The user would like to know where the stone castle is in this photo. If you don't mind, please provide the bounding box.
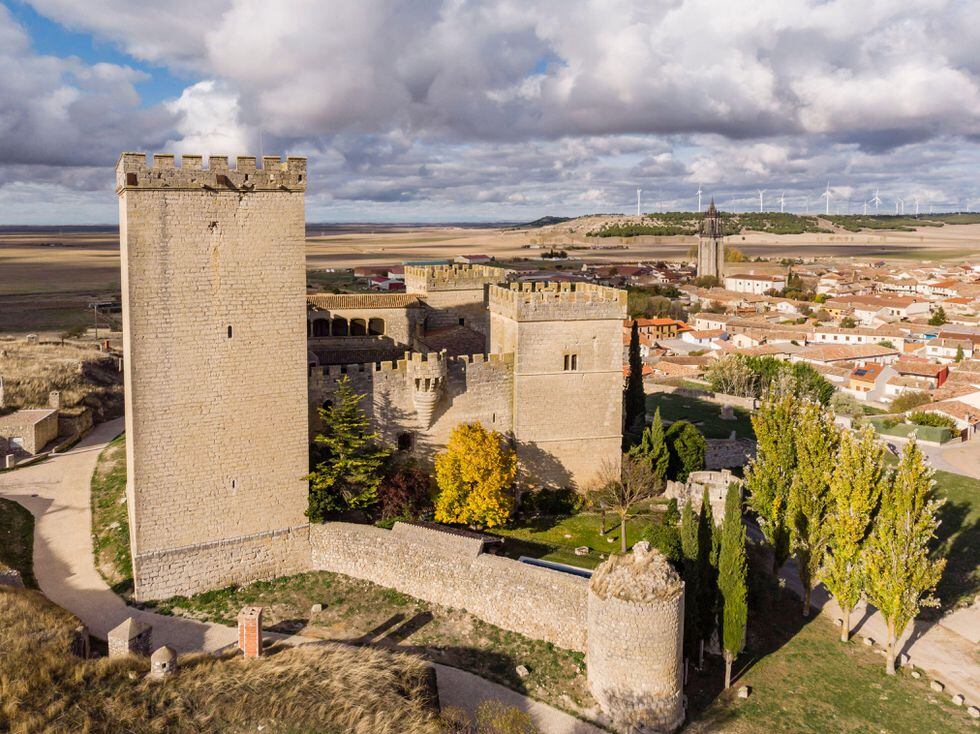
[118,153,683,731]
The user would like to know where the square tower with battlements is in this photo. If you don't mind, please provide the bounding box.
[488,282,626,488]
[117,153,311,601]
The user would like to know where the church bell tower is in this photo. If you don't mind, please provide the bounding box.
[696,200,725,279]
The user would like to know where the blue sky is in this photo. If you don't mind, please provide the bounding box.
[1,1,979,224]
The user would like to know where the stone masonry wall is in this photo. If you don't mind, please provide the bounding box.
[309,522,588,651]
[309,353,514,463]
[118,153,311,601]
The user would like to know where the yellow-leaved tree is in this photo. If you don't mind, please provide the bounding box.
[434,422,518,529]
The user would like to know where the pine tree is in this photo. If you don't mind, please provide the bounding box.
[696,487,718,667]
[928,306,947,326]
[954,344,965,363]
[629,408,671,482]
[623,320,647,447]
[718,483,748,689]
[821,425,887,642]
[787,401,840,616]
[745,392,797,574]
[680,500,702,675]
[307,376,392,522]
[863,439,946,674]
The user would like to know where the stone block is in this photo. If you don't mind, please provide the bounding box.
[4,454,15,470]
[311,603,323,614]
[737,685,751,699]
[930,680,945,693]
[911,670,921,679]
[150,645,177,679]
[516,664,530,679]
[951,693,964,706]
[967,706,979,719]
[862,637,874,646]
[107,617,152,657]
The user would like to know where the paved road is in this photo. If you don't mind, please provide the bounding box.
[0,420,602,734]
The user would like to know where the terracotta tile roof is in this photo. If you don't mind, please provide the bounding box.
[919,399,980,423]
[417,325,487,356]
[308,293,424,310]
[850,363,885,383]
[894,360,946,377]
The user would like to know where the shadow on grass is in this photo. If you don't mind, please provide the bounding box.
[340,611,530,695]
[930,499,977,617]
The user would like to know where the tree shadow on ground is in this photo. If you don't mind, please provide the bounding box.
[929,499,976,617]
[334,611,529,695]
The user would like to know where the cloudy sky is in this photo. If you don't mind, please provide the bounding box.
[1,0,979,224]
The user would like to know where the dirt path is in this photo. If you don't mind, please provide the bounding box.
[0,420,602,734]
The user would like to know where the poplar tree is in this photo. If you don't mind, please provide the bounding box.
[680,500,702,674]
[696,487,718,667]
[718,483,748,689]
[745,392,797,574]
[630,408,671,482]
[821,425,887,642]
[307,376,391,521]
[623,320,647,446]
[863,439,946,675]
[787,401,840,616]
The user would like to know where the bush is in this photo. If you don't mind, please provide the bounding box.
[890,391,932,412]
[519,486,581,518]
[642,521,683,564]
[665,421,706,482]
[908,412,956,430]
[378,462,434,520]
[664,497,680,526]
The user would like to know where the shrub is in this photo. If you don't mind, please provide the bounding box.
[664,497,680,526]
[890,391,932,413]
[665,421,706,482]
[378,462,434,520]
[908,412,956,430]
[642,521,683,564]
[519,486,581,518]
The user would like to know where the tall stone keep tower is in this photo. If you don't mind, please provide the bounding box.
[117,153,311,601]
[696,200,725,280]
[488,282,626,488]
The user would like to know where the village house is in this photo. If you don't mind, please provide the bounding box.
[723,273,787,295]
[925,337,973,363]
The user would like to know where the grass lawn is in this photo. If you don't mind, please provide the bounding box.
[930,469,979,614]
[646,391,754,439]
[686,595,977,733]
[145,570,593,720]
[492,510,663,570]
[0,497,35,587]
[90,433,132,594]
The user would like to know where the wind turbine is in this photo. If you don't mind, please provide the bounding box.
[897,197,905,215]
[805,195,810,215]
[863,200,868,216]
[757,189,766,213]
[871,188,882,214]
[820,182,832,216]
[696,184,703,213]
[637,189,642,217]
[779,191,786,213]
[912,196,919,217]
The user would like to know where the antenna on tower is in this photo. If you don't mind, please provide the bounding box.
[820,182,832,216]
[696,184,703,213]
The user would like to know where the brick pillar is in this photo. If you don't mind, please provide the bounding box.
[238,606,264,658]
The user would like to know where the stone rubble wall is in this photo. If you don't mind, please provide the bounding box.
[309,522,588,651]
[646,383,758,410]
[705,438,756,469]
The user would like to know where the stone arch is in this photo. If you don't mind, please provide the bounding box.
[331,317,349,336]
[312,318,330,337]
[368,317,385,336]
[350,318,367,336]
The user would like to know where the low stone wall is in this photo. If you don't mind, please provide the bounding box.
[133,525,311,601]
[705,438,756,469]
[309,522,588,651]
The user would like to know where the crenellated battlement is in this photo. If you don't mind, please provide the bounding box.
[310,350,513,381]
[404,263,507,293]
[116,153,306,193]
[488,282,627,322]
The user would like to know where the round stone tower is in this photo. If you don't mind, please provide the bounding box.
[405,350,448,428]
[587,541,685,733]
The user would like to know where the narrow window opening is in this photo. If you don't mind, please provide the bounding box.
[125,172,137,186]
[227,325,233,338]
[208,220,218,232]
[397,432,414,452]
[458,317,465,326]
[231,479,236,490]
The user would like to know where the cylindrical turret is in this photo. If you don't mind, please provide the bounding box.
[587,541,685,733]
[406,350,448,428]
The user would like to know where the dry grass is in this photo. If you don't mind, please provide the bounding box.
[0,586,446,734]
[0,340,123,420]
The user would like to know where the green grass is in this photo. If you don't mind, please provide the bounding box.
[646,391,755,439]
[145,570,593,717]
[931,469,979,613]
[0,498,35,587]
[686,595,977,733]
[492,511,662,569]
[90,433,132,594]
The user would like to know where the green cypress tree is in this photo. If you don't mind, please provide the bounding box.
[821,425,887,642]
[680,499,702,674]
[666,420,707,482]
[696,487,718,667]
[307,376,391,522]
[863,439,946,674]
[718,483,748,689]
[629,407,671,482]
[623,320,647,447]
[787,401,840,616]
[745,392,797,574]
[955,344,965,363]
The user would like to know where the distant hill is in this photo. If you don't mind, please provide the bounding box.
[515,215,573,229]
